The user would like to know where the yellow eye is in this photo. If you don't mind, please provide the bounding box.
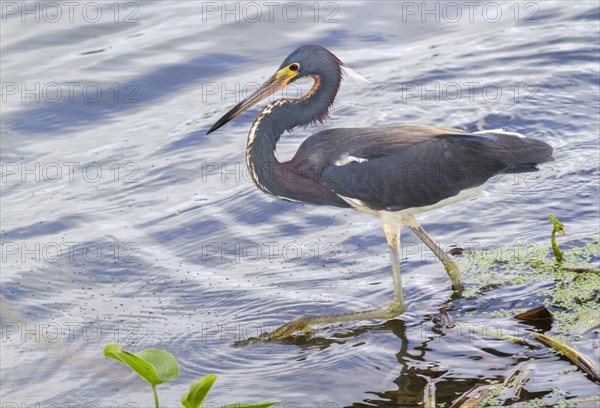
[289,63,299,72]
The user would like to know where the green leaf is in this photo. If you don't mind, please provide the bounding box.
[104,343,179,386]
[181,374,217,408]
[222,402,279,408]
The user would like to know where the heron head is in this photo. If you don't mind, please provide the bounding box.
[206,45,344,134]
[276,44,344,85]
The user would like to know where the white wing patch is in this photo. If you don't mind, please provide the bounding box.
[474,128,527,138]
[334,154,369,166]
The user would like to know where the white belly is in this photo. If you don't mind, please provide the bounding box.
[338,185,486,218]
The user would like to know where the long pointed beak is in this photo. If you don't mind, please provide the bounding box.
[206,69,295,135]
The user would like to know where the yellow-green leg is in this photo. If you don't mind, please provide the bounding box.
[255,212,406,341]
[400,212,463,292]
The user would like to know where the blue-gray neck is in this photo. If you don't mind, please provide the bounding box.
[246,71,340,198]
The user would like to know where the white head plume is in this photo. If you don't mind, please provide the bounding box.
[341,65,382,95]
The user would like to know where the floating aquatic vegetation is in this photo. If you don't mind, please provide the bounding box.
[447,218,600,406]
[458,235,600,338]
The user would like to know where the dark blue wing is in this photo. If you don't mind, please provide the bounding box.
[316,130,552,211]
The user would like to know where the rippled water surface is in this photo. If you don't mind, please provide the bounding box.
[2,1,599,406]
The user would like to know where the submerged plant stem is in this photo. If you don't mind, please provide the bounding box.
[152,385,159,408]
[549,215,565,263]
[563,266,600,274]
[469,323,538,348]
[530,331,600,383]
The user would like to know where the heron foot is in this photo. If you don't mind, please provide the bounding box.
[248,300,406,342]
[267,317,309,340]
[444,261,463,293]
[384,299,404,315]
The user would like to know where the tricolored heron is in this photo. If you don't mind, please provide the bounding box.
[207,45,553,340]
